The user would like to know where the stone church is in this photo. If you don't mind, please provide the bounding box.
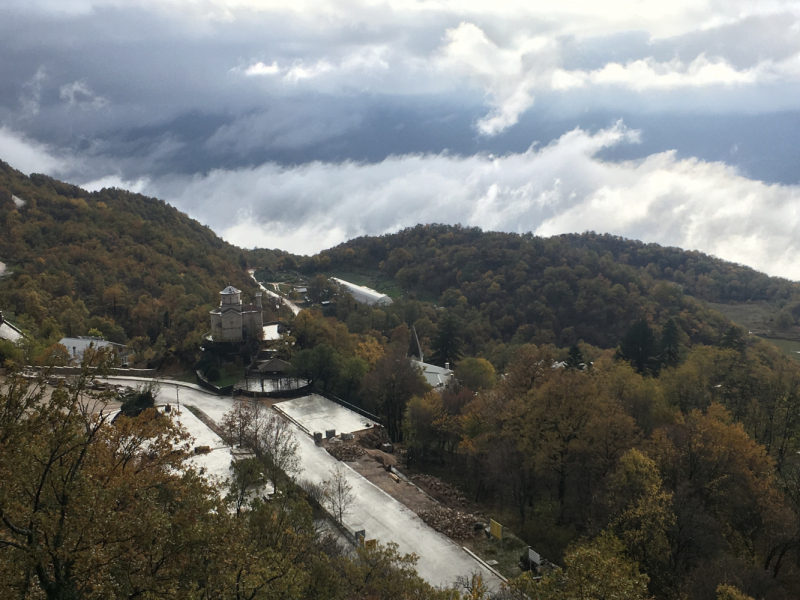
[209,286,263,342]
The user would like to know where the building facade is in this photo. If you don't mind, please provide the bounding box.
[209,286,263,341]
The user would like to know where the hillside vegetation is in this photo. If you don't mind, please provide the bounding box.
[4,168,800,600]
[0,161,273,365]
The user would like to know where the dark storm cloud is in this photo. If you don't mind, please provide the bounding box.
[5,1,800,277]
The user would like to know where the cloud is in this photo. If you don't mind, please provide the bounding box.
[80,174,149,193]
[19,66,46,117]
[435,23,556,135]
[434,21,800,135]
[239,46,390,86]
[0,127,67,174]
[141,122,800,280]
[59,80,109,109]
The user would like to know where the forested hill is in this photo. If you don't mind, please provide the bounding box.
[306,224,798,353]
[560,232,799,303]
[0,160,263,364]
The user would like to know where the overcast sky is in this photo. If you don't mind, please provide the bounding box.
[4,1,800,279]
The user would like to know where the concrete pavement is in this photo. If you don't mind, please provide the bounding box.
[109,379,503,591]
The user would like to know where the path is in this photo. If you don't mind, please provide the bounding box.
[249,272,301,316]
[108,378,503,591]
[0,261,6,277]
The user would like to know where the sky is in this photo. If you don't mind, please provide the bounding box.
[4,1,800,278]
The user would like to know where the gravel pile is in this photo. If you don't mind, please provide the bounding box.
[417,506,481,540]
[411,474,468,507]
[327,443,366,462]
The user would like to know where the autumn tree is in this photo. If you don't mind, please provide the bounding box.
[505,533,651,600]
[0,360,222,599]
[454,357,496,391]
[607,449,675,590]
[360,347,430,442]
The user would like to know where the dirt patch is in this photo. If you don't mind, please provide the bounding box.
[357,426,390,449]
[347,451,441,515]
[410,474,468,508]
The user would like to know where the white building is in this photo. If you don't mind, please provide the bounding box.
[58,337,130,365]
[331,278,393,307]
[209,286,264,342]
[0,312,23,343]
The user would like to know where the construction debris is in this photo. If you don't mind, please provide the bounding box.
[358,427,390,449]
[417,506,482,540]
[410,474,468,507]
[326,443,365,462]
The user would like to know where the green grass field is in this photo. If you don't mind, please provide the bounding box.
[760,337,800,361]
[706,301,800,360]
[325,269,405,299]
[706,301,780,335]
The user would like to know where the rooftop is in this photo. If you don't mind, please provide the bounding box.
[331,277,393,306]
[412,360,453,388]
[221,285,241,295]
[59,337,128,359]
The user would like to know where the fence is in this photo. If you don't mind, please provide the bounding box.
[312,387,383,425]
[195,370,235,395]
[26,365,158,377]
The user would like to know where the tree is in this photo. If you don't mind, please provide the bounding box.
[336,355,369,401]
[221,399,257,446]
[118,381,158,417]
[721,325,746,352]
[565,344,585,370]
[717,585,755,600]
[227,457,265,516]
[659,318,683,368]
[249,404,302,492]
[505,533,651,600]
[404,391,460,465]
[291,343,341,392]
[323,464,355,524]
[0,360,223,600]
[220,400,301,492]
[431,310,463,367]
[360,347,430,442]
[618,320,659,375]
[454,357,496,391]
[607,449,675,587]
[332,541,457,600]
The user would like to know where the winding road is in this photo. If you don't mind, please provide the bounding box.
[249,272,302,316]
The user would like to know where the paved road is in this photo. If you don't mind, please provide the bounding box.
[108,378,504,591]
[250,274,302,316]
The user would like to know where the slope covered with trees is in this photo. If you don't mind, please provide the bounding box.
[289,225,741,360]
[0,161,276,365]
